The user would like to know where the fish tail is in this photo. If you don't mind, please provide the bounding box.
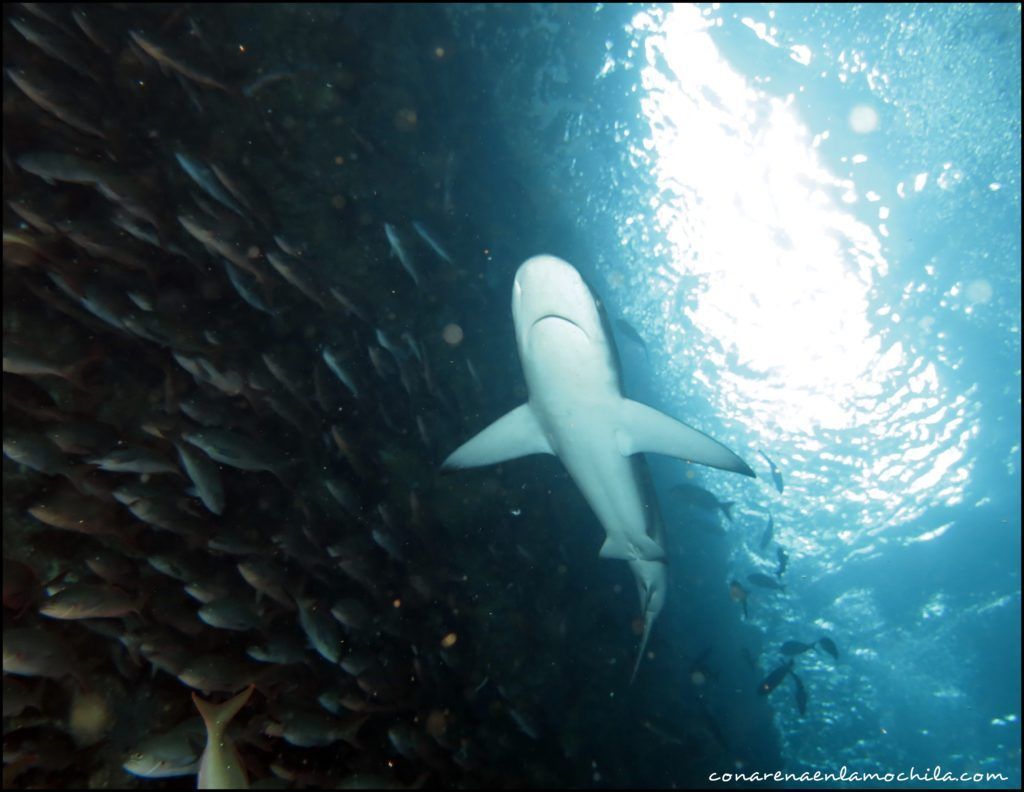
[192,684,254,740]
[721,501,734,522]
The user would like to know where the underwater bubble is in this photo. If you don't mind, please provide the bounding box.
[965,279,993,305]
[849,104,879,134]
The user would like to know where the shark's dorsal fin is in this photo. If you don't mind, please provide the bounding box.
[616,400,755,477]
[441,403,553,470]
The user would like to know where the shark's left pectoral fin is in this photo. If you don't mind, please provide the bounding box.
[616,400,755,477]
[441,403,554,471]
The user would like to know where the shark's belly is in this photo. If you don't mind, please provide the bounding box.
[557,430,650,551]
[522,316,619,399]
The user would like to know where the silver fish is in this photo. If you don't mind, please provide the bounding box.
[412,220,453,264]
[384,223,422,287]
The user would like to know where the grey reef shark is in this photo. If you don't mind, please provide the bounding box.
[442,254,754,682]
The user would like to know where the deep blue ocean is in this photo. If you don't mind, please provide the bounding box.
[3,3,1020,789]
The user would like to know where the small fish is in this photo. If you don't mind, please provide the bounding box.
[757,659,794,695]
[246,633,308,665]
[759,449,784,493]
[28,486,126,538]
[209,162,259,220]
[39,583,140,620]
[178,654,255,693]
[747,573,786,591]
[322,349,359,398]
[411,221,453,264]
[184,576,236,605]
[4,429,74,477]
[384,223,422,287]
[325,477,359,515]
[776,546,789,577]
[236,559,293,608]
[780,640,817,656]
[9,18,101,83]
[193,685,254,789]
[6,68,105,139]
[791,672,807,715]
[273,706,369,749]
[71,8,113,54]
[182,429,280,474]
[123,718,204,779]
[147,551,211,582]
[177,215,265,285]
[329,286,369,322]
[3,339,99,389]
[2,626,74,679]
[85,550,136,586]
[339,648,375,677]
[296,597,344,665]
[176,152,249,220]
[759,511,774,550]
[266,250,329,308]
[817,636,839,661]
[129,31,230,92]
[175,441,226,516]
[330,598,372,630]
[88,446,180,475]
[198,597,260,632]
[16,150,107,188]
[672,482,734,521]
[507,707,541,740]
[729,580,749,619]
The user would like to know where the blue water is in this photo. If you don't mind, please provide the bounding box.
[451,2,1020,786]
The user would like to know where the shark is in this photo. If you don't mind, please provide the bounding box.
[441,254,755,678]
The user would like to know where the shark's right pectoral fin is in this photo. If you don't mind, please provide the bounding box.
[441,403,554,471]
[617,400,755,477]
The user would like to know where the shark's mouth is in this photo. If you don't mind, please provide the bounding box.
[531,314,590,341]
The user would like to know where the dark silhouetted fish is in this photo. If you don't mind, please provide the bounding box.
[672,482,734,522]
[817,636,839,660]
[747,573,785,591]
[776,546,788,577]
[757,659,794,695]
[759,449,784,493]
[780,640,816,656]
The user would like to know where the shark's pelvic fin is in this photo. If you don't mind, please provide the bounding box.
[616,400,755,477]
[598,532,666,562]
[441,403,554,470]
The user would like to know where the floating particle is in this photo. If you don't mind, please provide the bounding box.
[443,323,464,346]
[394,108,418,132]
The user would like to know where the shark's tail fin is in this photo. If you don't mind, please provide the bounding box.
[629,590,656,686]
